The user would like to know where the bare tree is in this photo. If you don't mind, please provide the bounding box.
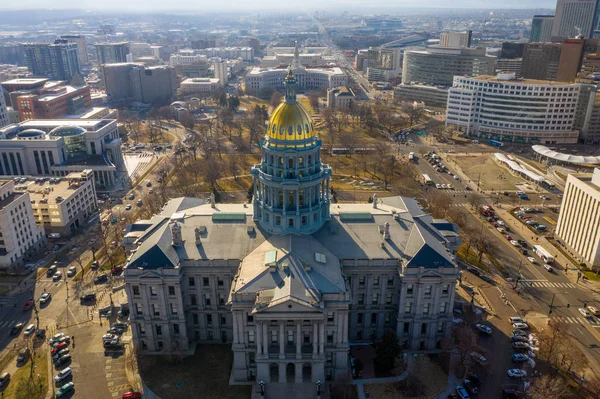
[402,102,425,127]
[586,373,600,399]
[200,157,224,192]
[179,111,195,130]
[528,375,569,399]
[308,91,319,110]
[270,90,282,108]
[426,191,452,219]
[442,324,484,378]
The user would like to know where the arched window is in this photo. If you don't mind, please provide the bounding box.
[272,125,276,134]
[288,158,293,168]
[288,126,293,135]
[305,124,309,132]
[280,126,285,135]
[299,156,304,166]
[298,125,302,134]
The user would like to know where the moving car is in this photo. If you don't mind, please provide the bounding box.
[67,266,77,277]
[579,308,592,318]
[510,240,520,247]
[543,264,553,272]
[47,264,57,276]
[56,382,74,398]
[39,292,51,304]
[55,367,72,384]
[507,369,527,378]
[80,293,96,302]
[512,322,529,330]
[511,353,529,363]
[52,271,63,281]
[22,299,34,311]
[475,324,492,335]
[23,324,35,336]
[527,257,536,263]
[588,306,600,316]
[0,372,10,388]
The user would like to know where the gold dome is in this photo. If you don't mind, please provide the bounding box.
[266,70,316,148]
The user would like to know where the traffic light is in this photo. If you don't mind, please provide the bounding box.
[584,302,587,308]
[567,304,571,308]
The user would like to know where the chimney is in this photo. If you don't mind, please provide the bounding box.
[383,222,390,240]
[194,227,202,245]
[372,193,378,209]
[210,192,215,208]
[171,222,183,246]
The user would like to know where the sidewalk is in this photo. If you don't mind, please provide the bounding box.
[353,371,410,399]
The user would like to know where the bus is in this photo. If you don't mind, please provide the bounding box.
[488,139,504,148]
[533,245,555,263]
[422,174,434,185]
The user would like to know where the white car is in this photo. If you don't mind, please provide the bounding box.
[436,184,442,189]
[102,334,118,342]
[543,264,553,272]
[510,316,524,324]
[507,369,527,378]
[470,351,487,365]
[510,240,520,247]
[454,175,460,180]
[513,322,529,330]
[24,324,35,336]
[527,257,536,264]
[39,292,51,304]
[49,333,66,346]
[579,308,592,318]
[55,367,72,383]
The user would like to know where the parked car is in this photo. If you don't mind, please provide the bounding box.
[455,385,470,399]
[543,264,553,272]
[475,324,492,335]
[49,333,66,346]
[512,353,529,363]
[9,322,24,336]
[111,266,123,275]
[511,335,528,343]
[52,271,63,281]
[55,382,74,398]
[502,388,518,399]
[512,342,530,350]
[54,354,72,367]
[52,341,69,353]
[90,261,99,270]
[23,324,35,336]
[512,322,529,330]
[39,292,51,304]
[67,266,77,277]
[507,369,527,378]
[35,328,46,339]
[0,372,10,388]
[513,329,527,337]
[463,379,478,395]
[107,327,125,335]
[125,204,132,211]
[80,293,96,302]
[122,392,142,399]
[94,274,108,284]
[52,348,69,362]
[17,348,30,363]
[55,367,72,384]
[104,340,125,351]
[509,317,524,324]
[470,351,487,365]
[467,374,480,387]
[102,334,118,342]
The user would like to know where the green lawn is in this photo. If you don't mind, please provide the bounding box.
[140,344,251,399]
[2,349,48,399]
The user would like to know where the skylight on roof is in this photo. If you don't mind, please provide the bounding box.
[212,212,246,222]
[339,212,373,221]
[315,252,326,264]
[265,250,277,266]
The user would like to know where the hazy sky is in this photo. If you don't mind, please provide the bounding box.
[1,0,556,11]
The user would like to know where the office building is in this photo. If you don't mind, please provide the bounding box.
[521,40,585,82]
[393,84,449,107]
[326,87,358,110]
[193,47,254,61]
[365,47,402,82]
[402,46,496,87]
[214,58,228,85]
[555,168,600,266]
[246,51,347,93]
[552,0,597,38]
[496,58,523,78]
[446,74,581,144]
[14,83,92,121]
[439,31,472,48]
[0,119,124,188]
[22,41,81,81]
[530,15,555,42]
[573,84,600,143]
[23,44,52,77]
[500,42,525,59]
[0,179,45,267]
[179,78,222,95]
[0,45,24,66]
[0,65,31,82]
[123,71,461,385]
[60,35,89,65]
[95,42,130,65]
[102,63,177,106]
[0,86,8,128]
[13,170,97,236]
[169,53,207,66]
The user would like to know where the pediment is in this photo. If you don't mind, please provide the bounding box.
[255,296,323,314]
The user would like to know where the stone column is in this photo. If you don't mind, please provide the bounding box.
[296,322,302,358]
[263,322,268,356]
[296,189,300,215]
[319,322,324,355]
[312,322,318,354]
[282,189,287,215]
[232,312,239,344]
[279,322,285,358]
[343,313,348,344]
[257,322,263,355]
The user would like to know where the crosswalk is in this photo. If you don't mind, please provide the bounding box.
[551,316,597,325]
[35,280,61,289]
[521,280,576,289]
[0,319,18,329]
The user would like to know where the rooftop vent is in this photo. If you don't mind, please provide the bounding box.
[265,250,277,272]
[247,226,255,234]
[315,252,326,264]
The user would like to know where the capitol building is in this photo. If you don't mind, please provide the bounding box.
[123,70,460,387]
[245,46,348,93]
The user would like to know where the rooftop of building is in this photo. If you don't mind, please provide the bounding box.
[1,78,48,85]
[181,78,221,84]
[12,172,92,205]
[466,74,578,86]
[125,196,458,273]
[36,85,86,102]
[62,107,110,119]
[248,66,345,75]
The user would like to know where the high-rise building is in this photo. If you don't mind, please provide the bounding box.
[439,31,472,48]
[0,44,24,65]
[446,74,581,144]
[496,59,523,78]
[95,42,130,65]
[122,71,461,384]
[60,35,89,65]
[402,47,496,87]
[521,40,584,82]
[393,84,448,107]
[23,43,52,77]
[555,168,600,266]
[552,0,597,38]
[102,63,177,105]
[0,84,8,128]
[500,42,525,59]
[48,40,81,81]
[213,58,228,85]
[0,180,46,267]
[365,47,402,82]
[530,15,555,42]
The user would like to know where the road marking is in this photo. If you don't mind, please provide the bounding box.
[105,365,112,370]
[579,317,587,324]
[577,327,585,335]
[107,381,114,387]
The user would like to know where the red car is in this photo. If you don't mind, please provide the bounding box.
[52,342,69,354]
[503,234,512,240]
[111,266,123,275]
[22,300,34,311]
[122,392,142,399]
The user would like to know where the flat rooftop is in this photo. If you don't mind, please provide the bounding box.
[20,119,111,129]
[469,75,577,86]
[15,175,88,205]
[1,78,48,85]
